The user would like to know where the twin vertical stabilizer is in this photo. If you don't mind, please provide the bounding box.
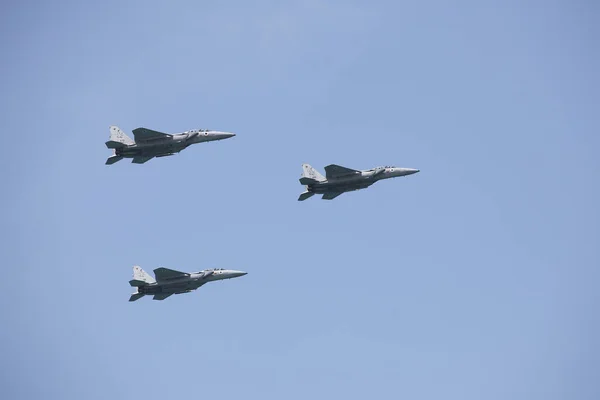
[105,126,134,149]
[299,164,325,185]
[129,266,155,302]
[129,265,155,286]
[105,126,134,164]
[298,164,324,200]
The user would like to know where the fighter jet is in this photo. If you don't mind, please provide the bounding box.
[105,126,235,164]
[298,163,419,200]
[128,265,247,301]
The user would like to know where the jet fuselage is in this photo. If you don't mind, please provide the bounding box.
[116,130,235,158]
[308,167,419,194]
[139,269,247,296]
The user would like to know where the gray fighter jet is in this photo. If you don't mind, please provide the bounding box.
[128,265,247,301]
[105,126,235,164]
[298,163,419,200]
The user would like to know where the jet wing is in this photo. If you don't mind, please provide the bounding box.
[153,293,173,301]
[131,156,154,164]
[324,164,360,179]
[322,192,344,200]
[153,267,190,281]
[132,127,172,142]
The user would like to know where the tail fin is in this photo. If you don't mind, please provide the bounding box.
[299,164,326,185]
[298,190,315,201]
[106,150,123,165]
[129,291,145,302]
[106,126,135,148]
[129,265,156,287]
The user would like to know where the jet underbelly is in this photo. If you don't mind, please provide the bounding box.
[122,143,186,157]
[156,277,203,293]
[310,180,373,194]
[116,147,139,157]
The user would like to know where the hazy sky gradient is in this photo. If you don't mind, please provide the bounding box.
[2,1,599,399]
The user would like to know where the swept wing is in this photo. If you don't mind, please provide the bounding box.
[133,127,172,142]
[324,164,360,179]
[153,267,190,281]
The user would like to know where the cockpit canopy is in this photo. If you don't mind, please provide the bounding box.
[366,166,395,172]
[185,129,211,133]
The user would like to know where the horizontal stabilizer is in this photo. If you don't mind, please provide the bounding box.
[129,293,145,302]
[299,177,320,185]
[298,191,315,201]
[106,155,123,165]
[105,140,126,149]
[129,279,147,287]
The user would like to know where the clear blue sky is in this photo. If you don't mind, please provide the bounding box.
[2,1,599,399]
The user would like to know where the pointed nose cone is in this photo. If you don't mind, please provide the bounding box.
[231,270,247,278]
[221,132,236,139]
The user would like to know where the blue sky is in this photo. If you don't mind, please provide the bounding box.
[1,1,599,399]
